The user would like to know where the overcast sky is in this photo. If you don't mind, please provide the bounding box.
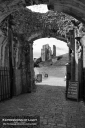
[33,38,68,58]
[27,4,48,13]
[27,5,68,58]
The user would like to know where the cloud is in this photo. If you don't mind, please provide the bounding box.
[27,4,48,13]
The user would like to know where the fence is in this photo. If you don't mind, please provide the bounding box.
[0,67,11,101]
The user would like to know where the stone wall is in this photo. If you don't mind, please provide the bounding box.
[0,28,35,96]
[0,30,9,67]
[12,38,35,95]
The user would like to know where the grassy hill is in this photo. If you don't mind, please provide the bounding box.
[54,53,69,66]
[39,53,69,67]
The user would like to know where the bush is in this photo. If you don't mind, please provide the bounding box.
[57,55,63,60]
[34,57,42,67]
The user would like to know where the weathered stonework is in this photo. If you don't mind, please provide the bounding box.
[1,0,85,101]
[48,0,85,23]
[0,0,25,23]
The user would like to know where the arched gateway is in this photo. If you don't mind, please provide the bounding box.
[47,0,85,101]
[0,0,85,23]
[0,0,85,101]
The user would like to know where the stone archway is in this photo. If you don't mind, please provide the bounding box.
[47,0,85,101]
[1,0,85,23]
[48,0,85,23]
[0,0,85,101]
[0,6,72,99]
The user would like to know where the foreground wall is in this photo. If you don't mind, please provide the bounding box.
[0,28,35,97]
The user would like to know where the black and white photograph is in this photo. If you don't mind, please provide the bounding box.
[0,0,85,128]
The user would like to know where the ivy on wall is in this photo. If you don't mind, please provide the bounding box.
[0,7,80,48]
[0,6,84,70]
[10,8,76,40]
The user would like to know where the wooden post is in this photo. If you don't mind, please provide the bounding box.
[71,51,75,81]
[29,42,35,91]
[78,45,83,99]
[70,30,75,81]
[25,41,34,93]
[80,35,85,100]
[30,43,34,89]
[7,15,13,98]
[74,29,79,81]
[69,48,72,62]
[24,43,31,93]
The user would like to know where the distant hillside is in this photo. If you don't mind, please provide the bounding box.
[54,53,69,66]
[39,53,69,67]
